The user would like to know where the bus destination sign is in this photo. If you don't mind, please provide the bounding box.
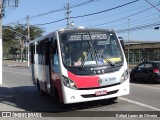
[68,34,108,41]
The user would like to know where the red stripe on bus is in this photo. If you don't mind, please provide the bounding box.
[68,71,100,88]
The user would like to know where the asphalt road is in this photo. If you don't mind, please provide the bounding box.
[1,65,160,120]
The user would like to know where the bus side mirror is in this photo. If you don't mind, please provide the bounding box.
[118,37,125,51]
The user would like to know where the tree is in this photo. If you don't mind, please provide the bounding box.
[3,26,18,59]
[3,24,45,60]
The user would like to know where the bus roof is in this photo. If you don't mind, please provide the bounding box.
[58,27,114,33]
[29,27,115,45]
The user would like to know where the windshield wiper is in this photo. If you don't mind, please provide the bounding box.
[87,32,100,66]
[95,50,115,66]
[79,32,95,69]
[79,49,91,69]
[79,31,114,69]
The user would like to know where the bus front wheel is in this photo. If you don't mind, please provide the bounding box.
[54,88,66,107]
[109,97,118,102]
[37,80,45,96]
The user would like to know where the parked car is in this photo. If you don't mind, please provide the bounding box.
[130,61,160,83]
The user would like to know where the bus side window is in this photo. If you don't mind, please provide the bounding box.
[30,45,35,64]
[51,40,60,73]
[53,54,60,73]
[118,37,125,51]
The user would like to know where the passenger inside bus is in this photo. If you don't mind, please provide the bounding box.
[74,51,87,66]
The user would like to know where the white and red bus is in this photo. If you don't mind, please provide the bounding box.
[29,27,129,104]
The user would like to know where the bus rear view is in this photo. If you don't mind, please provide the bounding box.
[30,28,129,104]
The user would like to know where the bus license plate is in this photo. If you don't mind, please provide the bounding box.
[95,90,107,96]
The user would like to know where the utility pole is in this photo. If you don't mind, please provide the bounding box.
[66,3,70,28]
[0,0,3,84]
[0,0,19,84]
[127,17,130,67]
[27,15,30,67]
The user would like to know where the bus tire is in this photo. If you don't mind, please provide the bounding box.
[37,80,45,96]
[54,88,60,103]
[54,88,65,107]
[109,97,118,102]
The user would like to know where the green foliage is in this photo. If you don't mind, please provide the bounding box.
[2,23,45,60]
[29,25,45,40]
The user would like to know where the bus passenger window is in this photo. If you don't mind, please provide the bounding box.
[50,39,60,74]
[52,54,60,73]
[54,54,59,65]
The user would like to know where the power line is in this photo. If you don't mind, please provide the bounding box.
[5,0,99,26]
[89,3,160,27]
[70,0,139,19]
[117,22,160,33]
[35,18,66,26]
[35,0,139,26]
[107,12,159,29]
[71,0,99,8]
[75,0,160,25]
[30,0,98,20]
[145,0,160,12]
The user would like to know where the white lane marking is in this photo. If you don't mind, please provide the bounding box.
[131,83,160,90]
[2,70,31,76]
[119,97,160,111]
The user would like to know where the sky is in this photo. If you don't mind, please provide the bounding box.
[2,0,160,41]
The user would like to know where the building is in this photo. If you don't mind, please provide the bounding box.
[124,40,160,64]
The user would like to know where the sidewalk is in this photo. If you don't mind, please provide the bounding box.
[1,60,26,112]
[2,60,28,67]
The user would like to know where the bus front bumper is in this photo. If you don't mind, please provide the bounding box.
[62,79,130,104]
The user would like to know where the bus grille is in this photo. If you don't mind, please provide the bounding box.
[81,90,119,98]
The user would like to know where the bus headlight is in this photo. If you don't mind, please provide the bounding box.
[62,75,77,90]
[121,70,129,83]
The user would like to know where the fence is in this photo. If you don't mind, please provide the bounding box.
[125,49,160,65]
[3,53,27,61]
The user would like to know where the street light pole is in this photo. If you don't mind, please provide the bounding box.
[0,0,3,84]
[127,17,130,67]
[27,15,30,67]
[65,3,70,28]
[0,0,19,84]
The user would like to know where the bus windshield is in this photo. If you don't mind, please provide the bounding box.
[59,30,123,67]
